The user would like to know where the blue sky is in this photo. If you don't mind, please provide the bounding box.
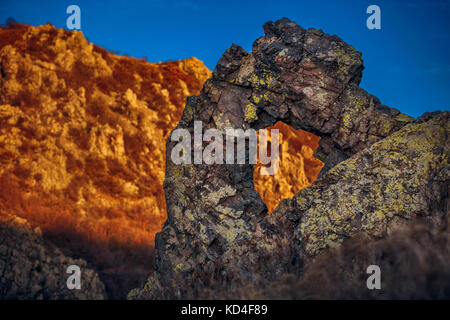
[1,0,449,118]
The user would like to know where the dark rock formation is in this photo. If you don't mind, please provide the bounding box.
[192,217,450,299]
[0,213,106,299]
[129,18,448,299]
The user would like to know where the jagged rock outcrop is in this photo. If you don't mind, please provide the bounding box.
[0,22,211,298]
[274,112,449,256]
[0,213,105,299]
[130,18,448,299]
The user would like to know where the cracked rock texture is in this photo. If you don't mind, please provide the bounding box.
[130,18,448,299]
[0,213,106,299]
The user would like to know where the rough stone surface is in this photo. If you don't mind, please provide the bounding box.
[130,18,448,299]
[191,217,450,299]
[0,213,106,299]
[255,111,449,276]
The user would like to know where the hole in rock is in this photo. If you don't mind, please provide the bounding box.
[253,121,325,214]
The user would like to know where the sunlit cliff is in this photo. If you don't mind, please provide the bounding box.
[0,21,210,297]
[254,121,324,213]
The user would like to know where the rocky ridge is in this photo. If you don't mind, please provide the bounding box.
[0,213,105,299]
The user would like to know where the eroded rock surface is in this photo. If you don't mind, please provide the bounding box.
[256,112,449,275]
[130,18,448,299]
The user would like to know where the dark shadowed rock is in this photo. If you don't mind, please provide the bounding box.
[129,18,448,299]
[191,217,450,299]
[0,214,106,299]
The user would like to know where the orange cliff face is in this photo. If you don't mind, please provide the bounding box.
[0,22,211,297]
[254,122,324,213]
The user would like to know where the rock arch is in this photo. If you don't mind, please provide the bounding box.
[130,18,440,299]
